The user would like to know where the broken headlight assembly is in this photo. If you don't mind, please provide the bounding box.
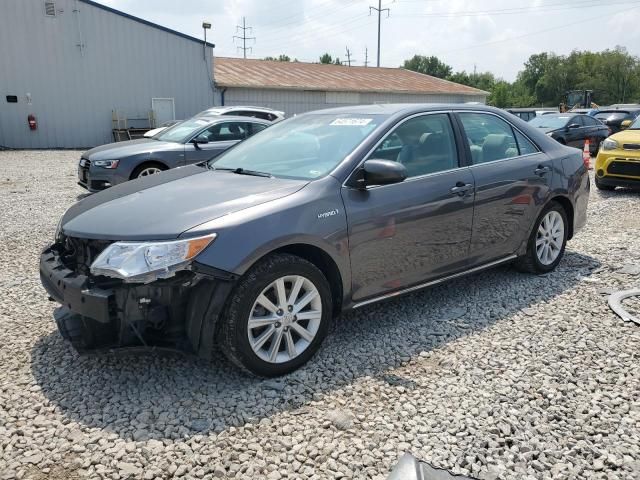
[90,234,216,283]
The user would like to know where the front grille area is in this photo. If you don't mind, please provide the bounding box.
[623,143,640,150]
[607,161,640,177]
[58,236,112,276]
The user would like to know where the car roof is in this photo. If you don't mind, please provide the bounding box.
[194,115,270,123]
[305,103,509,116]
[205,106,284,114]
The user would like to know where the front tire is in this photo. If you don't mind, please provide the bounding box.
[515,202,568,274]
[218,253,332,377]
[595,177,615,191]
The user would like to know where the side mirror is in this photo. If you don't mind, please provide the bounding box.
[567,123,580,130]
[620,119,632,130]
[191,135,209,147]
[357,159,407,189]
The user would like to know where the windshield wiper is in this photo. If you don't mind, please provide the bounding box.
[209,166,272,177]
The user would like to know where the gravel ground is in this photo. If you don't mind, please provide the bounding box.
[1,150,639,480]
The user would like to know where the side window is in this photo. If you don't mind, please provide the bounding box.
[459,113,519,164]
[370,113,458,178]
[514,130,538,156]
[570,116,584,127]
[209,122,247,142]
[247,122,267,136]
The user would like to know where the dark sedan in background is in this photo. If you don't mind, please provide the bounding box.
[594,108,640,134]
[528,113,609,154]
[78,116,270,192]
[43,104,589,376]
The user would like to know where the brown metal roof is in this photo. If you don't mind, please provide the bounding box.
[214,57,488,96]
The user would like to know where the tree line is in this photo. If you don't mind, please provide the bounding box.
[402,47,640,108]
[262,47,640,108]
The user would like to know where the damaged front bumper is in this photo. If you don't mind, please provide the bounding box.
[39,246,236,357]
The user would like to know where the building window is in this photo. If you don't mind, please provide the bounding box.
[44,1,56,17]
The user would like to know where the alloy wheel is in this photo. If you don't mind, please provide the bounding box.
[536,210,565,266]
[138,167,162,177]
[247,275,322,364]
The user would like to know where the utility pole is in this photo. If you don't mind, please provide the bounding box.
[369,0,390,67]
[233,17,255,59]
[345,46,354,67]
[364,47,369,67]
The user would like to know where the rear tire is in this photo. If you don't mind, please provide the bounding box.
[595,177,615,191]
[131,162,167,179]
[218,253,332,377]
[515,202,568,274]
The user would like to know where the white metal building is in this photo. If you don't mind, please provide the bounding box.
[214,57,488,115]
[0,0,215,149]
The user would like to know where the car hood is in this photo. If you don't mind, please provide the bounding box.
[610,129,640,144]
[61,165,308,240]
[84,139,181,161]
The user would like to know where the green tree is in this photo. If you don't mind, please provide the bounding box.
[403,55,452,79]
[264,54,291,62]
[319,53,333,64]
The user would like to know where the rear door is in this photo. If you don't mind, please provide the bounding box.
[342,112,475,302]
[456,111,553,265]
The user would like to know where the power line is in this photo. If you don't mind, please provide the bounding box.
[369,0,391,67]
[233,17,256,59]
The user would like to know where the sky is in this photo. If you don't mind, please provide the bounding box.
[103,0,640,81]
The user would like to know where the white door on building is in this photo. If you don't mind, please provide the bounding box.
[151,98,175,126]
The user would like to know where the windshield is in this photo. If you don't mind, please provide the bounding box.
[529,116,570,129]
[209,113,386,180]
[630,116,640,129]
[155,118,210,143]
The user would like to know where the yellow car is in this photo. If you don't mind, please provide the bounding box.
[595,116,640,190]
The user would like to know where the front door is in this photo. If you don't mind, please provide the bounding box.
[456,111,553,264]
[342,113,475,302]
[565,115,585,148]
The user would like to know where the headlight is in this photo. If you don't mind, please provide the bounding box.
[54,217,63,242]
[546,132,554,137]
[90,234,216,283]
[602,138,619,151]
[93,159,120,169]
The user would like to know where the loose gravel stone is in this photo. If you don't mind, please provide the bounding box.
[1,150,639,479]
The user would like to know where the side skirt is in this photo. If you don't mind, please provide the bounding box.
[351,255,517,309]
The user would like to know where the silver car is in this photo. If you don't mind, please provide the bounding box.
[78,116,270,192]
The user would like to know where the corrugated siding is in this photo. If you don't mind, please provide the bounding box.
[0,0,214,148]
[221,88,487,116]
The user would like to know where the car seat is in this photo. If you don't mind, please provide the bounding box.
[482,134,510,163]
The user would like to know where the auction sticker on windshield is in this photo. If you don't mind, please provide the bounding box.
[330,118,373,126]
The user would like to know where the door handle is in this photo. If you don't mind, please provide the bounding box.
[450,182,473,196]
[534,166,551,176]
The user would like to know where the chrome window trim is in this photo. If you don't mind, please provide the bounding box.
[342,110,461,189]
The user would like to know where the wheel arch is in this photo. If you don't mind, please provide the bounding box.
[548,195,575,239]
[250,243,345,317]
[129,160,169,180]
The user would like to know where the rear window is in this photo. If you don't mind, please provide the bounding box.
[595,111,629,121]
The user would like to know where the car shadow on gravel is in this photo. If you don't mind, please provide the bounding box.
[31,250,600,441]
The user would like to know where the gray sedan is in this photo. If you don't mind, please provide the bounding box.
[43,104,589,376]
[78,115,270,192]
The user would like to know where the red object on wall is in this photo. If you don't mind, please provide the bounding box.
[28,114,37,130]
